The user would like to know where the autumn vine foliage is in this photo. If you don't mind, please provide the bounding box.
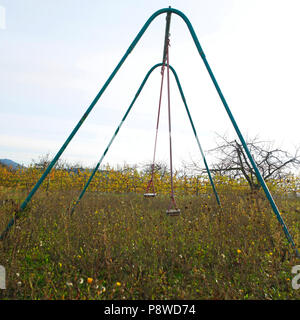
[0,164,299,197]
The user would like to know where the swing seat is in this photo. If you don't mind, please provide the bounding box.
[144,193,157,198]
[166,208,181,216]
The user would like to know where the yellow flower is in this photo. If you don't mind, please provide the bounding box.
[116,282,121,287]
[237,249,242,254]
[87,278,93,284]
[58,262,62,268]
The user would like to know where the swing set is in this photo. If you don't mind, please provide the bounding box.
[1,7,299,258]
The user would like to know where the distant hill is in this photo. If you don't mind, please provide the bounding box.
[0,159,23,170]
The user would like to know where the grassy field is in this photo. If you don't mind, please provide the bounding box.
[0,183,299,300]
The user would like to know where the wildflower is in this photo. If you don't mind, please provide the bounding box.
[58,262,62,268]
[66,282,73,287]
[237,249,242,254]
[17,281,22,287]
[79,278,84,284]
[116,282,121,287]
[16,273,20,277]
[101,286,106,293]
[221,253,226,259]
[87,277,93,284]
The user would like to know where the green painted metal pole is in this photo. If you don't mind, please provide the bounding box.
[162,8,172,64]
[180,15,299,256]
[170,67,221,205]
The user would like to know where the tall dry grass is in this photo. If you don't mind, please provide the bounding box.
[0,185,299,300]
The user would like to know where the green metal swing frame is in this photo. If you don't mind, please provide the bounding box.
[1,7,298,258]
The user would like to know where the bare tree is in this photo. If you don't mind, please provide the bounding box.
[32,153,67,170]
[31,153,84,172]
[140,161,169,178]
[185,134,300,191]
[212,135,300,191]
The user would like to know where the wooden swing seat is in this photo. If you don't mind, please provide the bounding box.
[143,193,157,198]
[166,208,181,216]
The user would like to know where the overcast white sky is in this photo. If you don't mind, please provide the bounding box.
[1,0,300,171]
